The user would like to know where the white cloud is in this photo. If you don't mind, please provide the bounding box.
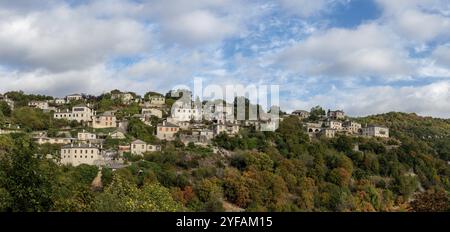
[376,0,450,43]
[0,4,151,72]
[274,23,411,78]
[285,81,450,118]
[161,10,238,46]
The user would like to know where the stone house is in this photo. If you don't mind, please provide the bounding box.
[149,96,165,106]
[111,92,134,103]
[66,94,83,102]
[92,111,117,128]
[109,129,126,139]
[141,108,163,118]
[77,130,97,141]
[130,139,161,155]
[34,136,74,145]
[171,106,202,122]
[320,128,336,138]
[362,126,389,138]
[325,120,343,130]
[213,123,240,136]
[53,105,96,123]
[156,121,180,141]
[327,109,345,120]
[60,143,102,166]
[342,121,362,134]
[292,110,310,119]
[28,100,50,110]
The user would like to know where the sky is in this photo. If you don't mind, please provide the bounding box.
[0,0,450,118]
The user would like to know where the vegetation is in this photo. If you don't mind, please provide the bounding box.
[0,92,449,212]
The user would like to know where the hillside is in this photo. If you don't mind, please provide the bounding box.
[0,93,449,212]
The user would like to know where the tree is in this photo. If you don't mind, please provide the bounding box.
[12,107,51,131]
[0,101,11,117]
[0,135,55,211]
[94,174,182,212]
[127,118,158,143]
[410,190,449,212]
[309,106,325,121]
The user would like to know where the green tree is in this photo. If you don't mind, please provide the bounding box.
[309,106,325,121]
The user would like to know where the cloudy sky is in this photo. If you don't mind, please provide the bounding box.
[0,0,450,118]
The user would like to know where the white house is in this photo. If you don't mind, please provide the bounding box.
[130,139,161,155]
[53,98,67,105]
[362,126,389,138]
[77,130,97,141]
[171,106,202,122]
[149,96,165,106]
[28,100,50,110]
[60,143,102,166]
[66,94,83,102]
[34,136,74,145]
[343,121,362,134]
[325,120,343,130]
[54,105,96,123]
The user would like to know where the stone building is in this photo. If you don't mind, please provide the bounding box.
[292,110,310,119]
[66,94,83,102]
[362,126,389,138]
[28,100,50,110]
[142,108,163,119]
[213,123,240,136]
[130,139,161,155]
[54,105,96,123]
[342,121,362,134]
[327,109,345,120]
[77,130,97,141]
[92,111,117,128]
[60,143,102,166]
[156,121,180,141]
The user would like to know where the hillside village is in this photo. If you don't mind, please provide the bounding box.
[0,90,390,169]
[1,90,449,213]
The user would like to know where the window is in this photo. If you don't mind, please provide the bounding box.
[91,156,93,158]
[74,150,77,154]
[91,150,94,154]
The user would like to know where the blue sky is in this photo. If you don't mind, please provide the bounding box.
[0,0,450,118]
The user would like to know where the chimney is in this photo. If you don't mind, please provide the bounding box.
[71,143,73,148]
